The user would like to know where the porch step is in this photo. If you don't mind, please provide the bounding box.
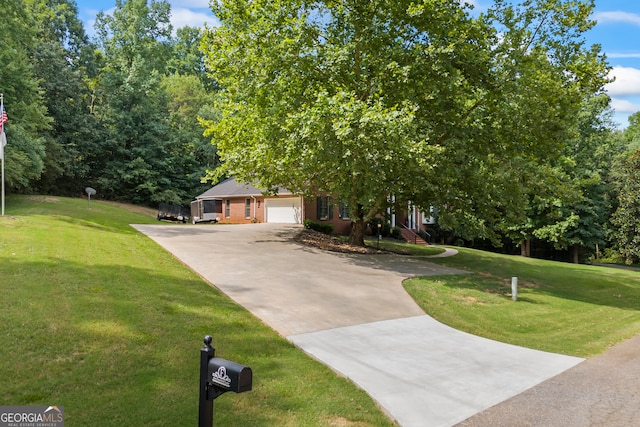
[400,228,429,246]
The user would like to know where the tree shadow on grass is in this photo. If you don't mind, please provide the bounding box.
[0,256,393,427]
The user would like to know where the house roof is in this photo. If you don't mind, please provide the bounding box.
[196,177,294,199]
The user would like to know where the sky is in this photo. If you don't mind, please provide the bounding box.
[76,0,640,129]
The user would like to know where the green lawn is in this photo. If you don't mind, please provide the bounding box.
[0,196,395,427]
[365,238,446,256]
[403,246,640,358]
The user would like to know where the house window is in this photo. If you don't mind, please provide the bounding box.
[317,196,333,220]
[339,203,350,220]
[225,199,230,218]
[245,198,251,218]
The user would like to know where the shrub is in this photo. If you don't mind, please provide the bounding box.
[304,219,334,234]
[593,247,626,265]
[391,227,402,240]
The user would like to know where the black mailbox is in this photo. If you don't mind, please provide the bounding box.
[207,357,252,394]
[199,335,253,427]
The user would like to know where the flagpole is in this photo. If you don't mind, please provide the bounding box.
[1,93,5,217]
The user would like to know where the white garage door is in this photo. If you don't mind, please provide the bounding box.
[265,198,302,224]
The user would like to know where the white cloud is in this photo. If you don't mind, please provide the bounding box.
[607,53,640,59]
[606,66,640,97]
[171,8,219,30]
[169,0,211,7]
[594,11,640,25]
[82,5,217,36]
[610,98,640,114]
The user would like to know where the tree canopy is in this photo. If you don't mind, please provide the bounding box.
[202,0,610,245]
[1,0,219,206]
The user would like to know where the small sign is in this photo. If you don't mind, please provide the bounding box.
[85,187,96,196]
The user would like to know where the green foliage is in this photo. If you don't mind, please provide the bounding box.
[304,219,334,234]
[594,247,627,265]
[0,0,51,190]
[95,0,173,73]
[623,111,640,149]
[610,149,640,264]
[88,0,217,206]
[0,0,220,206]
[167,26,218,90]
[161,73,220,204]
[391,226,403,240]
[202,0,609,246]
[29,0,98,196]
[499,92,617,261]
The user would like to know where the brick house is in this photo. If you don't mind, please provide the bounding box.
[191,177,352,234]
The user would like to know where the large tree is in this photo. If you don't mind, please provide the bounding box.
[503,93,615,262]
[161,73,220,205]
[610,148,640,264]
[29,0,99,196]
[0,0,51,191]
[91,0,174,204]
[202,0,609,245]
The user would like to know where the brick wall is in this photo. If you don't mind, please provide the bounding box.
[217,197,265,224]
[304,197,352,235]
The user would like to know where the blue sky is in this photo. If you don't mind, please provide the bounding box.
[75,0,219,34]
[76,0,640,128]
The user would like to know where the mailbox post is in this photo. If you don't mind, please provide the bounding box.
[199,335,252,427]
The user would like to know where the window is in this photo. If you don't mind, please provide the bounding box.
[317,196,333,220]
[203,199,222,214]
[339,203,350,220]
[225,199,230,218]
[245,198,251,218]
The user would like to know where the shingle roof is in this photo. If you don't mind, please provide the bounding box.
[196,177,293,199]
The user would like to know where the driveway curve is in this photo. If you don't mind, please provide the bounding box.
[133,223,583,427]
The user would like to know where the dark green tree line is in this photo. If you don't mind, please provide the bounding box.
[3,0,219,207]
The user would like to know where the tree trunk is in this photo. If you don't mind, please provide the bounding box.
[571,245,580,264]
[348,203,366,246]
[349,218,366,246]
[520,239,531,257]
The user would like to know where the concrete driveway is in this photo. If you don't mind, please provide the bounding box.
[133,223,583,427]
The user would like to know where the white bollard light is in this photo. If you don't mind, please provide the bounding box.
[511,277,518,301]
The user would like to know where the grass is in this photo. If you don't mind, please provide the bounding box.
[0,195,395,427]
[365,238,446,256]
[403,246,640,358]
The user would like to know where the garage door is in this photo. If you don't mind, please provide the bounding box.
[265,198,302,224]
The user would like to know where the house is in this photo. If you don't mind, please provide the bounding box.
[191,177,352,234]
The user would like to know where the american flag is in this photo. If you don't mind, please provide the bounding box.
[0,99,6,134]
[0,98,6,157]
